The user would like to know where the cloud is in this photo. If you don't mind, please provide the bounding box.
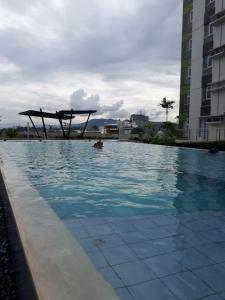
[0,0,182,126]
[70,89,128,118]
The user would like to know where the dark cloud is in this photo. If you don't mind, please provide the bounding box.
[0,0,182,126]
[0,0,182,79]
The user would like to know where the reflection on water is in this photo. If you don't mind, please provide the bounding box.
[1,141,225,219]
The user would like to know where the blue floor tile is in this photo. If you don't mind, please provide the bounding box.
[184,220,215,232]
[201,230,225,243]
[196,243,225,263]
[131,219,156,230]
[129,241,164,259]
[152,215,180,226]
[116,288,134,300]
[141,227,169,240]
[203,295,225,300]
[87,250,108,269]
[118,231,147,244]
[144,253,186,277]
[193,264,225,293]
[113,260,156,286]
[162,271,213,300]
[79,217,106,227]
[129,279,177,300]
[171,248,214,270]
[110,222,137,233]
[161,223,193,236]
[102,245,137,266]
[99,267,124,289]
[78,237,99,252]
[86,224,114,236]
[67,226,90,239]
[95,234,125,249]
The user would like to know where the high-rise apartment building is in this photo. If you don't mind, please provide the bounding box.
[179,0,225,141]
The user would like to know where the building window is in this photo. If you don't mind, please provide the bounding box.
[203,55,212,68]
[186,66,191,79]
[205,23,214,37]
[187,38,192,51]
[202,86,211,100]
[189,10,193,24]
[206,0,215,6]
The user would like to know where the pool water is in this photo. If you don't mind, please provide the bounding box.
[1,141,225,219]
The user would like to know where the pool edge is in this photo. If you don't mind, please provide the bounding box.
[0,154,118,300]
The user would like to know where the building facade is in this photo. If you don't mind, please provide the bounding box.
[179,0,225,141]
[130,114,149,128]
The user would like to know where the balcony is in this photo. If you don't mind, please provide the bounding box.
[205,1,215,14]
[204,3,215,24]
[200,105,211,116]
[211,8,225,26]
[205,115,225,124]
[202,73,212,87]
[210,44,225,59]
[202,66,212,76]
[203,36,213,56]
[209,80,225,92]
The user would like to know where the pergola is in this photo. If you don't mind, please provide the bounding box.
[19,109,97,139]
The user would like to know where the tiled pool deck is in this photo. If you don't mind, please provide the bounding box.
[64,212,225,300]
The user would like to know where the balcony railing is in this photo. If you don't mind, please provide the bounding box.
[211,8,225,26]
[200,105,211,116]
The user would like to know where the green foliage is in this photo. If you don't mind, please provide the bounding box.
[159,98,175,122]
[183,1,192,15]
[181,59,191,69]
[180,85,190,96]
[151,132,176,145]
[145,121,153,130]
[176,113,189,123]
[92,125,98,131]
[6,128,18,138]
[162,122,176,135]
[131,127,144,134]
[159,98,175,110]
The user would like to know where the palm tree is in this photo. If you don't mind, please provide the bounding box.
[159,97,175,122]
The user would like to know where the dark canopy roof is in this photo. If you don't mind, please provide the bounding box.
[19,110,73,120]
[59,109,97,115]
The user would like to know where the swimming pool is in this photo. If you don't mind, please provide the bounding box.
[1,140,225,220]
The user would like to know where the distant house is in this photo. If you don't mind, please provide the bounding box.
[118,119,133,135]
[130,114,149,128]
[99,124,118,135]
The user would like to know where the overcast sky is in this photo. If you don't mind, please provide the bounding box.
[0,0,182,127]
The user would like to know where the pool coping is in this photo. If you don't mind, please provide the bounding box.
[0,152,118,300]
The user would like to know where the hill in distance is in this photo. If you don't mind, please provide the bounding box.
[73,118,118,129]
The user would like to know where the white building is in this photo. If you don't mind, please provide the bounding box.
[179,0,225,141]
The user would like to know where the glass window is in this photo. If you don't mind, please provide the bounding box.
[203,55,212,68]
[205,23,214,37]
[186,66,191,79]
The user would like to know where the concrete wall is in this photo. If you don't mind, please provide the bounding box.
[189,0,205,140]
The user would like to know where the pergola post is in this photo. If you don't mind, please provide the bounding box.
[28,115,41,139]
[59,119,66,138]
[68,110,73,139]
[40,108,47,139]
[81,113,91,138]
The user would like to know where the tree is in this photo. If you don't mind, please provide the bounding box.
[145,121,153,130]
[131,127,144,135]
[176,113,188,128]
[6,128,18,138]
[162,122,176,136]
[159,97,175,122]
[92,125,98,131]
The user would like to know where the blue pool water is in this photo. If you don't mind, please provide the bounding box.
[1,141,225,219]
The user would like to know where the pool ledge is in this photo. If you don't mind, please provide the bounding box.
[0,154,118,300]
